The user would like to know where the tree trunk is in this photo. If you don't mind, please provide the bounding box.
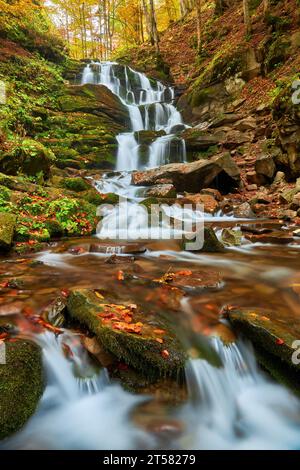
[149,0,159,52]
[263,0,269,15]
[243,0,251,35]
[195,0,202,52]
[142,0,152,41]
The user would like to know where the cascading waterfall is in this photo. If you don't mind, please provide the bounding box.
[81,61,186,170]
[182,337,300,450]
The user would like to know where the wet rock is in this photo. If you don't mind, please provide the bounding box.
[227,308,300,373]
[132,153,240,194]
[221,228,242,247]
[82,336,115,367]
[0,213,16,250]
[144,184,176,198]
[58,84,129,129]
[134,130,166,145]
[0,340,43,439]
[199,188,222,201]
[183,227,225,253]
[180,193,219,214]
[67,289,187,378]
[245,231,293,244]
[233,202,255,219]
[41,295,67,327]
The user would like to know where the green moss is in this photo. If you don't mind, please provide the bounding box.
[0,212,16,250]
[62,177,90,192]
[0,139,56,177]
[264,35,291,72]
[0,340,43,439]
[67,289,186,379]
[228,308,300,373]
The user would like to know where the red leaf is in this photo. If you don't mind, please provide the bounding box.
[276,338,284,345]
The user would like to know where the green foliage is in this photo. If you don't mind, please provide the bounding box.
[265,14,292,33]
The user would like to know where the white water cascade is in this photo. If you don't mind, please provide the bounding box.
[81,61,186,171]
[3,331,300,449]
[182,337,300,450]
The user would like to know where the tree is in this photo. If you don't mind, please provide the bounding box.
[243,0,251,35]
[262,0,269,15]
[195,0,202,52]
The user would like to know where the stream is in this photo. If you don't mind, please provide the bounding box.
[2,62,300,450]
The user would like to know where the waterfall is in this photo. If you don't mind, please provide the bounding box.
[81,61,186,169]
[182,337,300,450]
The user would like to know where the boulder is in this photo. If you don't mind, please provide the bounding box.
[226,307,300,374]
[144,184,176,198]
[221,228,242,246]
[272,80,300,177]
[183,227,225,253]
[58,84,129,129]
[132,153,240,194]
[67,289,187,378]
[0,340,43,439]
[0,139,56,177]
[255,154,276,181]
[180,128,220,151]
[0,213,16,250]
[245,231,293,244]
[233,202,255,219]
[180,193,219,214]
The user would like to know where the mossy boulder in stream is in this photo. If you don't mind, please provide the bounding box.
[227,308,300,374]
[0,213,16,250]
[0,340,43,439]
[67,289,187,378]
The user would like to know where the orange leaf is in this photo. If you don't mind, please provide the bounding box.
[155,338,163,344]
[153,328,166,335]
[161,349,169,358]
[117,270,124,281]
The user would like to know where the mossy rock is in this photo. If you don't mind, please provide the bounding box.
[67,289,187,379]
[0,139,56,177]
[183,226,225,252]
[0,213,16,250]
[0,340,43,439]
[58,84,129,130]
[62,177,90,192]
[227,308,300,375]
[83,190,119,206]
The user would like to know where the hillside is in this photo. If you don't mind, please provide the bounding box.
[118,0,300,220]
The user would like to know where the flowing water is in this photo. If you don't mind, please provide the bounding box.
[2,62,300,449]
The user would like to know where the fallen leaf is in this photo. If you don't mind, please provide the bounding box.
[161,349,169,358]
[153,328,166,335]
[155,338,163,344]
[117,270,124,281]
[276,338,285,345]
